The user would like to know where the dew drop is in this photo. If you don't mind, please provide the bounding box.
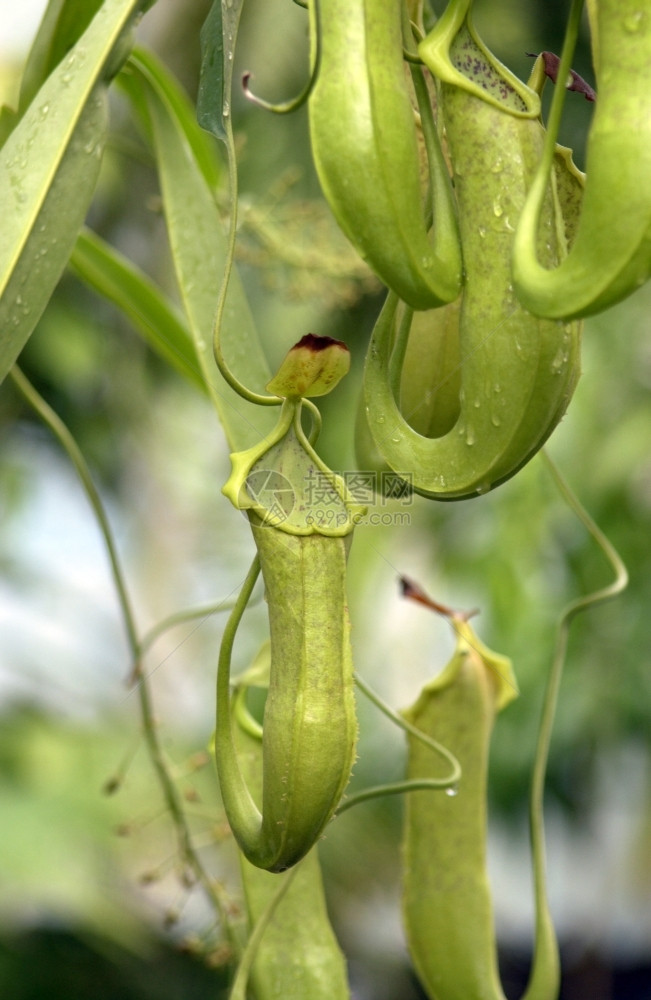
[445,785,458,798]
[550,347,566,373]
[492,198,503,218]
[376,414,385,424]
[623,11,644,32]
[478,225,487,239]
[491,158,503,174]
[391,434,401,444]
[39,103,50,119]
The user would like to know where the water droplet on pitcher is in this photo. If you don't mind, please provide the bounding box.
[550,348,565,373]
[623,11,644,32]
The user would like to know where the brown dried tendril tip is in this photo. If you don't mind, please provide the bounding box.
[526,51,596,101]
[400,576,478,622]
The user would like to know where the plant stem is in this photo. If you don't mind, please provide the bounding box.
[10,365,236,945]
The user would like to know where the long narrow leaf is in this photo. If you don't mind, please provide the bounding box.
[118,48,223,194]
[18,0,105,115]
[70,228,206,392]
[196,0,245,143]
[0,0,148,384]
[125,50,277,452]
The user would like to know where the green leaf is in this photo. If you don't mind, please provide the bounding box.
[118,45,223,193]
[18,0,105,115]
[125,49,277,452]
[69,227,206,392]
[0,0,148,386]
[0,107,19,148]
[197,0,245,141]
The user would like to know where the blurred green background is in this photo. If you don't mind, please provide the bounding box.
[1,1,650,997]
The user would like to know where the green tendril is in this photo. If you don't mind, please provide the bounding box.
[10,366,141,664]
[302,396,323,447]
[242,0,320,115]
[333,674,460,818]
[9,364,235,940]
[355,672,461,782]
[210,20,280,408]
[523,450,628,999]
[139,591,261,657]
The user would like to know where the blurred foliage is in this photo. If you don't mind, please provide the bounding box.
[0,0,650,997]
[0,925,227,1000]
